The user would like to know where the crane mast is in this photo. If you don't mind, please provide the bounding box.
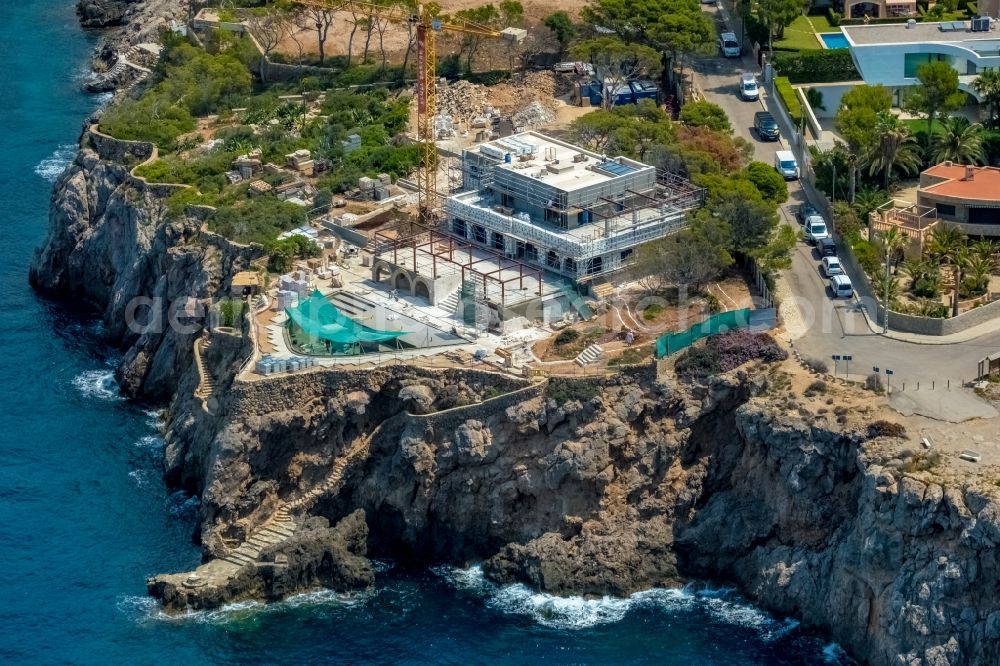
[291,1,525,222]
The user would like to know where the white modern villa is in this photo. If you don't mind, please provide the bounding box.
[842,11,1000,100]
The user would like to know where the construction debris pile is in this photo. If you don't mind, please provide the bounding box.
[434,71,569,130]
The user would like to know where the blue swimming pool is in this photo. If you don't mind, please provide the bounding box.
[820,32,849,49]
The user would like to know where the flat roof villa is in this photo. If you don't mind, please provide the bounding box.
[443,132,703,282]
[917,162,1000,235]
[842,17,1000,97]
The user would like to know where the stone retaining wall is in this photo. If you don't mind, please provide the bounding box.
[402,381,546,434]
[87,125,154,164]
[228,365,529,418]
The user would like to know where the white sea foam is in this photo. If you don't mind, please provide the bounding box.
[434,567,809,635]
[143,408,166,429]
[34,144,77,182]
[119,585,373,625]
[128,469,152,487]
[135,434,163,449]
[72,369,122,401]
[823,642,849,663]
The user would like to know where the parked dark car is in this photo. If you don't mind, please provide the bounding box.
[754,111,780,141]
[795,203,818,225]
[819,237,837,257]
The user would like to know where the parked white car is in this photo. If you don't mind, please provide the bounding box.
[719,32,741,58]
[804,215,829,245]
[739,73,759,101]
[822,256,844,277]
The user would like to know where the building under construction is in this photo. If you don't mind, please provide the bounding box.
[446,131,704,281]
[369,132,704,330]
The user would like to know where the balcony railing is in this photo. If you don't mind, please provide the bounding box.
[445,194,696,260]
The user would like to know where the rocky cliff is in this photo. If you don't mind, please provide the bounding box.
[30,130,263,399]
[158,358,1000,666]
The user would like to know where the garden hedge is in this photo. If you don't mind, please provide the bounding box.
[771,49,860,84]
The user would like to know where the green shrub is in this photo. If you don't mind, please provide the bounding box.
[867,420,907,439]
[554,328,580,345]
[679,100,732,133]
[219,299,245,327]
[774,77,804,126]
[851,238,880,274]
[209,197,307,245]
[545,378,600,405]
[827,8,842,26]
[744,160,789,204]
[772,50,860,84]
[265,234,322,273]
[642,303,664,321]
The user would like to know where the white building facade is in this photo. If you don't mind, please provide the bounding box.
[444,132,703,283]
[843,20,1000,99]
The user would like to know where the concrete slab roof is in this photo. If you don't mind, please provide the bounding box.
[468,131,651,194]
[843,21,1000,46]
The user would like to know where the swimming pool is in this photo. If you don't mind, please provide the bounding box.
[820,32,849,49]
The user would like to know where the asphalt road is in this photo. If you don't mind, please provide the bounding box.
[692,6,1000,387]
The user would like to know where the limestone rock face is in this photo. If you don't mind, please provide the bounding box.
[30,143,263,399]
[163,362,1000,666]
[77,0,135,28]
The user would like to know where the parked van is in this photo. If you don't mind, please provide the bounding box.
[774,151,799,180]
[829,274,854,299]
[719,32,741,58]
[804,215,829,245]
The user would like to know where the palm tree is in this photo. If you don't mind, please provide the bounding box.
[878,227,909,271]
[971,238,996,262]
[900,258,942,296]
[867,112,924,190]
[928,224,969,316]
[932,117,986,165]
[964,253,995,295]
[852,187,891,223]
[973,68,1000,129]
[872,266,902,306]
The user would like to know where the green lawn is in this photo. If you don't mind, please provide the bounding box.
[775,14,823,52]
[806,12,840,32]
[901,117,944,137]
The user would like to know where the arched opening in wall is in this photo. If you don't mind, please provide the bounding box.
[848,1,881,18]
[414,280,431,303]
[394,272,412,292]
[373,263,392,285]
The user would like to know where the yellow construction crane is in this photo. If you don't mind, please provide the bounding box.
[292,0,525,221]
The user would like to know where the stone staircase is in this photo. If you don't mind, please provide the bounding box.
[437,289,461,316]
[85,47,154,92]
[574,343,603,366]
[218,432,375,568]
[220,508,297,568]
[285,432,374,514]
[193,336,217,414]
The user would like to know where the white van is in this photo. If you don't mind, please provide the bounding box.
[829,274,854,299]
[804,215,829,244]
[774,151,799,180]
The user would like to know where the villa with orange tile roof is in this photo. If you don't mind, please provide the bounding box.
[917,162,1000,236]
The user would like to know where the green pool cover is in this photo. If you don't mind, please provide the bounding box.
[286,291,410,345]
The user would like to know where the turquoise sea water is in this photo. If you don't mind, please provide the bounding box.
[0,3,853,663]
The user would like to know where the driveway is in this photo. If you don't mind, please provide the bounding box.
[691,6,1000,389]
